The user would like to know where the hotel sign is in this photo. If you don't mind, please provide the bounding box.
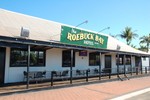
[60,26,108,49]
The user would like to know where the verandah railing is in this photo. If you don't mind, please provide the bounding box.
[24,66,150,87]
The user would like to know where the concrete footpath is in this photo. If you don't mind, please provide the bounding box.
[0,76,150,100]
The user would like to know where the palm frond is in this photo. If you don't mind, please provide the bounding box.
[118,26,138,45]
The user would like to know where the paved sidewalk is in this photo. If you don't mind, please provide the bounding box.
[0,76,150,100]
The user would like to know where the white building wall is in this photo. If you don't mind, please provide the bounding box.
[111,53,117,73]
[75,52,89,69]
[141,50,150,69]
[4,47,10,83]
[5,47,49,83]
[4,48,99,83]
[4,47,136,83]
[46,48,64,71]
[115,56,135,73]
[142,57,149,67]
[101,54,105,69]
[132,56,135,67]
[106,54,136,74]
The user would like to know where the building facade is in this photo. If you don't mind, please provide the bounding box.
[0,9,149,84]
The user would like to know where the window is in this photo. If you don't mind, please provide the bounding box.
[116,55,123,65]
[116,55,131,65]
[143,57,146,61]
[62,50,75,67]
[126,55,131,65]
[10,49,27,67]
[89,52,100,66]
[30,51,45,66]
[10,48,45,67]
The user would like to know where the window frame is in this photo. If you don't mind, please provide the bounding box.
[116,55,123,65]
[89,52,100,66]
[10,48,46,67]
[126,55,131,65]
[143,57,146,61]
[116,55,131,65]
[62,50,75,67]
[30,50,46,66]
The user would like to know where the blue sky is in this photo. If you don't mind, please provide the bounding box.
[0,0,150,47]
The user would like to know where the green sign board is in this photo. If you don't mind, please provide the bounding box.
[60,26,108,49]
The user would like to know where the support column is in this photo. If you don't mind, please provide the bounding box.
[70,49,73,84]
[140,56,143,74]
[27,45,30,89]
[99,52,102,80]
[130,55,133,75]
[117,53,119,78]
[123,54,126,75]
[149,56,150,74]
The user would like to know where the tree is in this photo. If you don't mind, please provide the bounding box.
[140,34,150,52]
[138,45,148,52]
[109,33,118,39]
[130,44,137,49]
[118,27,138,45]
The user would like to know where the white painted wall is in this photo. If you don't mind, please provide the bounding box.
[4,47,10,83]
[4,47,136,83]
[103,54,136,74]
[142,57,149,67]
[75,52,89,69]
[5,47,49,83]
[141,50,150,70]
[111,53,117,73]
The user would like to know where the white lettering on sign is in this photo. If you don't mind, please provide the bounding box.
[84,40,94,45]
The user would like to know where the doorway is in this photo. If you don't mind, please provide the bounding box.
[0,47,6,85]
[135,56,141,67]
[104,55,112,73]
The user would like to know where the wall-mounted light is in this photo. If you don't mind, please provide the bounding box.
[97,27,110,34]
[71,20,88,33]
[75,20,88,27]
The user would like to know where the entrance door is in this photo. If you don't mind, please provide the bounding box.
[135,56,141,67]
[105,55,111,73]
[135,56,142,73]
[0,47,6,85]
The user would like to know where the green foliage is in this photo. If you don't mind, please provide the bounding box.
[140,34,150,52]
[130,44,137,49]
[30,52,37,65]
[138,45,148,52]
[118,27,138,45]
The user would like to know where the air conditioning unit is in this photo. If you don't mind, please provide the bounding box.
[20,27,30,38]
